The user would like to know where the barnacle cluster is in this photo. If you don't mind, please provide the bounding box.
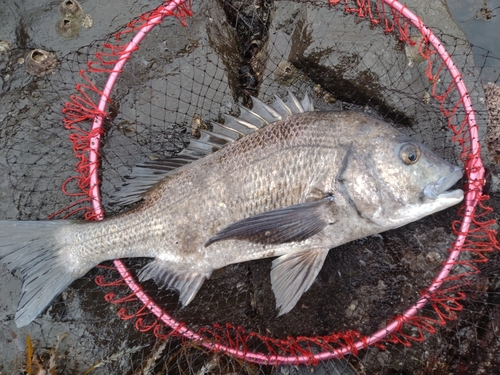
[55,0,91,38]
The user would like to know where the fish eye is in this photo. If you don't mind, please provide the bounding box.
[400,143,421,165]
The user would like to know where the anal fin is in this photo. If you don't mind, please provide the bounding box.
[138,259,211,306]
[271,248,330,316]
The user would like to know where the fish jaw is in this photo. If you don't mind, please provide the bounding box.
[423,166,463,200]
[414,187,464,219]
[417,164,464,217]
[362,162,464,230]
[366,188,463,231]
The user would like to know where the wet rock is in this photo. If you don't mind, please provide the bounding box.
[484,82,500,164]
[446,1,500,83]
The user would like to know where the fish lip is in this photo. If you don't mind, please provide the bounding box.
[423,166,463,200]
[435,188,464,200]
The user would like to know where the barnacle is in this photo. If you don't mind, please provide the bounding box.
[56,15,81,38]
[58,0,83,18]
[25,49,57,77]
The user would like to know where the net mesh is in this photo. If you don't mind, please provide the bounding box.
[1,0,499,373]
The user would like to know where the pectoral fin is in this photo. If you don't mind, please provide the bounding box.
[271,248,330,316]
[205,196,335,247]
[138,260,211,306]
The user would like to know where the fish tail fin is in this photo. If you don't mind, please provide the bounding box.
[0,220,79,327]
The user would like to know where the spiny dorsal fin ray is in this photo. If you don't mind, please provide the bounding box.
[301,93,314,112]
[271,95,293,117]
[238,105,269,128]
[111,92,314,206]
[285,93,304,113]
[222,114,259,135]
[250,96,282,123]
[210,123,242,141]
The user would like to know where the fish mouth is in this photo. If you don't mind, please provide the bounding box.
[423,166,463,201]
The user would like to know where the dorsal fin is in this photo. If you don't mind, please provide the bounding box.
[111,92,314,206]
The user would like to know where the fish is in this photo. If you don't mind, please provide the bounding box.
[0,92,464,328]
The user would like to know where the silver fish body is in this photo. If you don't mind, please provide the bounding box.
[0,93,463,327]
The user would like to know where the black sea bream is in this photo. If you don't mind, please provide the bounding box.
[0,93,463,327]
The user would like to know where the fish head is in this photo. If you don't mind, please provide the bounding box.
[338,117,464,230]
[367,132,464,227]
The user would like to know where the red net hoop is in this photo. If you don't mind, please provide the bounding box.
[58,0,499,367]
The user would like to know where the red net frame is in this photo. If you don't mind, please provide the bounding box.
[59,0,499,366]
